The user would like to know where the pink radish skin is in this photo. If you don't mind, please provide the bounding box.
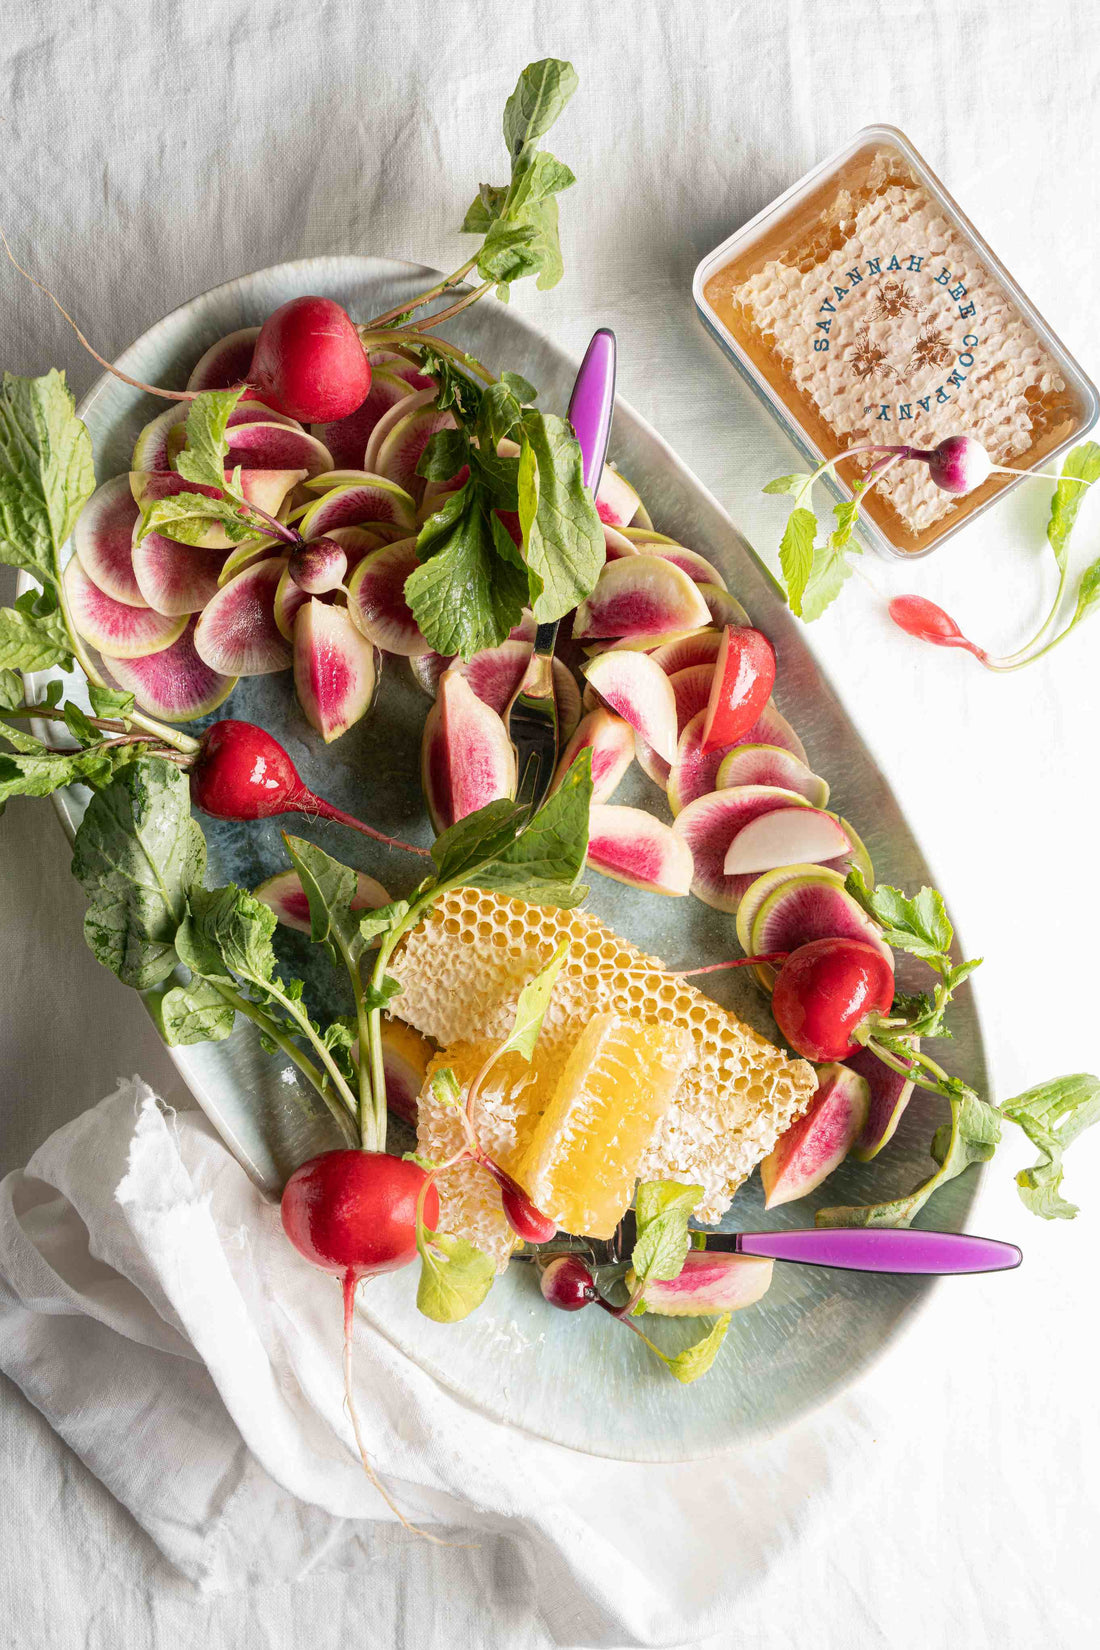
[189,719,430,855]
[73,476,147,607]
[193,557,292,676]
[760,1064,870,1207]
[701,626,777,753]
[482,1161,557,1242]
[63,556,187,659]
[288,537,347,595]
[587,805,694,897]
[293,599,379,744]
[246,297,371,423]
[572,555,711,642]
[105,618,236,722]
[540,1255,600,1310]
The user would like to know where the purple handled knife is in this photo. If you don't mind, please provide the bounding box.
[505,328,617,804]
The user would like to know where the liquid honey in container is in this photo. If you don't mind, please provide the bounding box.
[694,126,1097,557]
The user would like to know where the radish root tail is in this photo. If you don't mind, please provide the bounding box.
[1,229,195,404]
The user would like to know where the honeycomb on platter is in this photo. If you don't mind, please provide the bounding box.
[391,888,818,1268]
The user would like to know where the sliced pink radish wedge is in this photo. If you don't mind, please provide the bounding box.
[346,538,429,656]
[296,476,417,536]
[736,865,845,959]
[217,533,288,586]
[408,650,453,697]
[722,808,852,876]
[582,649,678,763]
[595,465,643,528]
[186,326,260,392]
[193,556,292,675]
[716,744,830,807]
[73,476,147,607]
[748,871,894,976]
[443,640,580,740]
[104,617,236,721]
[254,866,390,935]
[698,586,750,628]
[649,630,722,676]
[222,422,334,476]
[131,404,190,472]
[846,1043,918,1161]
[648,543,729,589]
[573,556,711,642]
[311,369,416,469]
[669,664,714,730]
[421,670,516,832]
[63,557,186,659]
[375,404,458,501]
[131,527,226,616]
[367,349,437,391]
[760,1065,870,1208]
[293,599,379,743]
[671,784,811,913]
[552,708,634,804]
[363,386,438,472]
[273,566,314,642]
[602,525,638,561]
[587,805,693,896]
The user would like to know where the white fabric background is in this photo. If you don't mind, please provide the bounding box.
[1,1,1099,1645]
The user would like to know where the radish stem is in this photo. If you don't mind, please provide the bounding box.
[362,258,481,330]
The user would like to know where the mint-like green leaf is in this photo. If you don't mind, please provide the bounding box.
[469,748,592,907]
[71,758,206,989]
[659,1314,731,1384]
[0,370,95,584]
[153,977,236,1045]
[137,492,254,548]
[799,542,854,622]
[429,1067,461,1109]
[361,976,403,1014]
[0,600,73,671]
[174,389,245,494]
[416,1225,496,1322]
[630,1181,701,1290]
[498,940,570,1062]
[282,834,365,966]
[1070,553,1100,627]
[777,507,817,616]
[762,473,812,497]
[1002,1073,1100,1220]
[846,871,954,963]
[0,668,24,710]
[518,412,603,623]
[406,487,527,658]
[502,58,578,159]
[88,684,135,719]
[1047,442,1100,573]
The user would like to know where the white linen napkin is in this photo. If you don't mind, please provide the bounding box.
[0,1078,886,1646]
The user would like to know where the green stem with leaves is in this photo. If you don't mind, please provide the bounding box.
[209,980,356,1141]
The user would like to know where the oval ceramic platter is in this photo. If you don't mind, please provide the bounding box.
[25,256,988,1461]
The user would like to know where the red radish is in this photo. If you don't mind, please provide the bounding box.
[772,937,895,1063]
[539,1254,599,1310]
[888,594,989,662]
[189,719,430,855]
[700,626,776,753]
[288,537,348,594]
[482,1160,557,1242]
[918,435,992,495]
[281,1149,439,1530]
[247,297,372,423]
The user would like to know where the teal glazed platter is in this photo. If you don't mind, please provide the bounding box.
[24,256,988,1461]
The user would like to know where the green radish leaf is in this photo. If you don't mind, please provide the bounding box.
[1046,442,1100,573]
[361,975,403,1014]
[763,473,813,497]
[0,719,45,755]
[174,389,246,495]
[517,411,603,624]
[153,976,236,1045]
[1070,553,1100,627]
[406,485,528,658]
[475,381,525,457]
[0,668,25,709]
[357,900,409,948]
[846,870,954,963]
[1001,1073,1100,1220]
[282,834,366,967]
[71,758,206,989]
[62,700,99,745]
[501,57,578,159]
[430,796,530,883]
[186,884,279,988]
[429,1067,462,1108]
[0,744,135,803]
[658,1313,731,1385]
[500,372,537,405]
[0,600,73,671]
[829,497,863,552]
[630,1180,701,1291]
[416,427,470,482]
[416,1224,496,1323]
[468,749,592,907]
[777,507,817,617]
[0,370,95,585]
[799,541,854,622]
[137,492,255,548]
[88,684,134,720]
[497,940,570,1063]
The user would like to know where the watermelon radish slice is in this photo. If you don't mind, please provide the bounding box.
[587,805,693,896]
[749,871,894,980]
[649,630,722,675]
[552,708,634,804]
[421,670,516,832]
[254,866,390,935]
[698,584,750,628]
[131,404,189,473]
[649,544,729,589]
[573,556,711,642]
[368,349,437,391]
[374,404,459,501]
[296,476,417,537]
[193,557,292,675]
[312,369,416,469]
[846,1042,918,1161]
[293,599,379,743]
[186,327,260,392]
[602,525,638,561]
[221,422,334,476]
[104,617,236,721]
[667,701,807,813]
[131,526,226,615]
[716,745,830,807]
[596,465,644,528]
[364,386,438,473]
[444,640,581,741]
[273,566,314,641]
[408,650,453,697]
[346,538,429,656]
[73,476,147,607]
[735,866,844,961]
[669,664,715,730]
[322,525,395,571]
[722,808,851,876]
[671,784,812,913]
[63,557,186,658]
[583,649,678,763]
[406,615,536,699]
[217,533,289,586]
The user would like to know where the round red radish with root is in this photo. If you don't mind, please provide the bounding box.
[247,296,372,423]
[700,625,776,754]
[281,1149,437,1280]
[772,937,895,1062]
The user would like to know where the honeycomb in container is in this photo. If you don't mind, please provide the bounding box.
[392,888,817,1268]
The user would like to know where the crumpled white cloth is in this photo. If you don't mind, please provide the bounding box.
[0,1078,885,1646]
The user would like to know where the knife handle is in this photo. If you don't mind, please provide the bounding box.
[567,328,616,492]
[735,1227,1022,1275]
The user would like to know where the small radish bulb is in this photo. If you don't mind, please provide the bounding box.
[539,1254,598,1311]
[483,1160,558,1243]
[289,537,348,594]
[772,937,895,1063]
[923,435,993,495]
[888,595,988,662]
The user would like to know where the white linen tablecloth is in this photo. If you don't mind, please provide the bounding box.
[2,1,1099,1646]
